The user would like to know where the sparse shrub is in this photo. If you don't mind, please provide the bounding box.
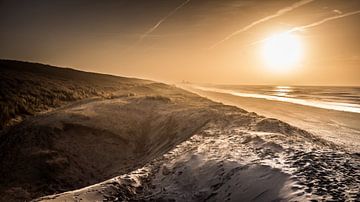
[0,60,148,129]
[144,95,171,103]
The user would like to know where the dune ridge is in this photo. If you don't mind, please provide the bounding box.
[35,103,359,201]
[0,60,359,201]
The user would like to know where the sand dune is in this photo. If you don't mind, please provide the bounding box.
[35,101,359,201]
[0,61,359,201]
[0,90,214,201]
[184,85,360,153]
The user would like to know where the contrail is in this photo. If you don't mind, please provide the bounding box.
[209,0,314,49]
[287,10,360,33]
[138,0,190,44]
[249,10,360,46]
[122,0,190,55]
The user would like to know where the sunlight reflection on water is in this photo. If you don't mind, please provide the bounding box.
[193,85,360,114]
[274,86,293,97]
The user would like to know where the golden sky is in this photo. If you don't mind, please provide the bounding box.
[1,0,360,85]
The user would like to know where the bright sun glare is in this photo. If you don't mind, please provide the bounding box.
[262,33,303,72]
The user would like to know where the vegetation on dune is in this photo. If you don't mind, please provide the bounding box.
[0,60,147,130]
[0,60,214,200]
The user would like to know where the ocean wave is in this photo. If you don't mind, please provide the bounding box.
[193,86,360,114]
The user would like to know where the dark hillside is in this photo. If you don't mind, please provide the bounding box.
[0,60,149,129]
[0,60,214,201]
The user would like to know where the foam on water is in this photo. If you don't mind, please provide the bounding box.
[193,85,360,114]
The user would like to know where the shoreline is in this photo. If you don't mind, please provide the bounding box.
[35,89,360,201]
[182,85,360,153]
[191,86,360,114]
[2,60,359,201]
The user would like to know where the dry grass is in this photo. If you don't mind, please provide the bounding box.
[0,60,148,129]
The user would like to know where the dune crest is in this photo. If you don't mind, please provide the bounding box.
[0,61,358,201]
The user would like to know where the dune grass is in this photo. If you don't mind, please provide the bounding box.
[0,60,148,129]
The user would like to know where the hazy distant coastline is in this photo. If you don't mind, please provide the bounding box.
[184,84,360,152]
[191,85,360,113]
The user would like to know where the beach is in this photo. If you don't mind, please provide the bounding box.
[1,61,359,201]
[34,85,360,201]
[2,0,360,201]
[183,85,360,153]
[34,90,360,201]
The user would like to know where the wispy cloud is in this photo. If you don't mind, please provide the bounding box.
[249,10,360,46]
[137,0,190,44]
[333,9,342,14]
[287,10,360,33]
[122,0,190,55]
[209,0,314,49]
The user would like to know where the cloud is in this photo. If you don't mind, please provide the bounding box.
[287,10,360,33]
[333,9,342,14]
[249,10,360,46]
[122,0,190,55]
[209,0,314,49]
[138,0,190,43]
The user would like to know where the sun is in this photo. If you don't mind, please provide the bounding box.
[262,32,303,72]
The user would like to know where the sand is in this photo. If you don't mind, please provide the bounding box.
[34,94,360,201]
[183,85,360,153]
[0,86,215,201]
[1,62,359,201]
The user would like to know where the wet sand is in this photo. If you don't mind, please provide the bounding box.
[2,60,359,201]
[35,89,360,201]
[183,85,360,153]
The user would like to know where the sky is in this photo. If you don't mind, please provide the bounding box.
[1,0,360,86]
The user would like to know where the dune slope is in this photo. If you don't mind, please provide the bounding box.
[0,95,214,201]
[36,105,360,202]
[0,60,359,201]
[0,60,214,200]
[0,59,150,130]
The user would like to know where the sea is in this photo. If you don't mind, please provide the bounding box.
[193,85,360,114]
